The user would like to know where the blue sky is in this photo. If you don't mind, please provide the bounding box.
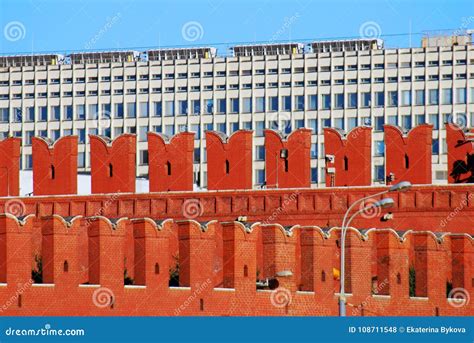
[0,0,473,55]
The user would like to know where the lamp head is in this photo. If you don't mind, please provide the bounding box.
[389,181,412,192]
[374,198,395,209]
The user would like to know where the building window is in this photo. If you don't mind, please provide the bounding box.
[242,97,252,113]
[311,167,318,183]
[321,94,331,110]
[153,101,162,117]
[230,122,239,133]
[217,122,226,133]
[50,106,60,121]
[191,100,200,115]
[281,96,291,112]
[374,116,384,131]
[402,115,412,130]
[76,105,85,120]
[415,90,425,106]
[255,121,264,137]
[432,138,439,154]
[165,101,175,116]
[256,169,265,185]
[347,93,357,108]
[441,88,452,105]
[294,95,304,111]
[361,92,371,107]
[429,113,439,129]
[0,108,8,123]
[139,102,149,118]
[38,106,47,121]
[308,95,317,110]
[216,99,226,114]
[428,89,439,105]
[77,129,86,143]
[204,99,214,114]
[88,104,98,119]
[456,88,467,104]
[191,124,201,139]
[114,103,124,118]
[415,114,425,125]
[375,141,384,156]
[25,154,32,169]
[178,100,188,116]
[310,143,317,158]
[388,91,398,107]
[139,150,148,165]
[230,98,239,113]
[334,93,344,109]
[269,96,278,112]
[308,119,317,133]
[374,91,384,107]
[374,165,385,181]
[78,152,85,168]
[334,118,344,130]
[139,126,147,142]
[256,97,265,112]
[347,117,357,130]
[401,90,411,106]
[255,146,265,161]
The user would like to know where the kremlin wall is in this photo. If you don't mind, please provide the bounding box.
[0,123,472,316]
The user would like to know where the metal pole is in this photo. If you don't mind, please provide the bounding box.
[339,190,389,317]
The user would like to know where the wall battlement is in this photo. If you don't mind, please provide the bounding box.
[0,124,472,196]
[0,214,471,316]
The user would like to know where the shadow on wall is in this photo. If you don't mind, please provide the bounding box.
[450,153,474,183]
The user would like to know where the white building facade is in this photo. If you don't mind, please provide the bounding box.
[0,37,473,188]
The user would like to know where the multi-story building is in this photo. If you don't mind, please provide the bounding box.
[0,32,473,188]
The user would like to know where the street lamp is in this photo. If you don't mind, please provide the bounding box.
[338,181,412,317]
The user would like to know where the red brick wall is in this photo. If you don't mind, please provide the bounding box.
[324,127,372,187]
[148,132,195,192]
[264,129,311,188]
[446,123,474,184]
[384,124,433,185]
[32,136,78,195]
[206,130,253,190]
[0,215,471,316]
[0,138,20,196]
[2,185,474,233]
[90,134,136,194]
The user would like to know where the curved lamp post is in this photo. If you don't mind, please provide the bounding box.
[339,181,412,317]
